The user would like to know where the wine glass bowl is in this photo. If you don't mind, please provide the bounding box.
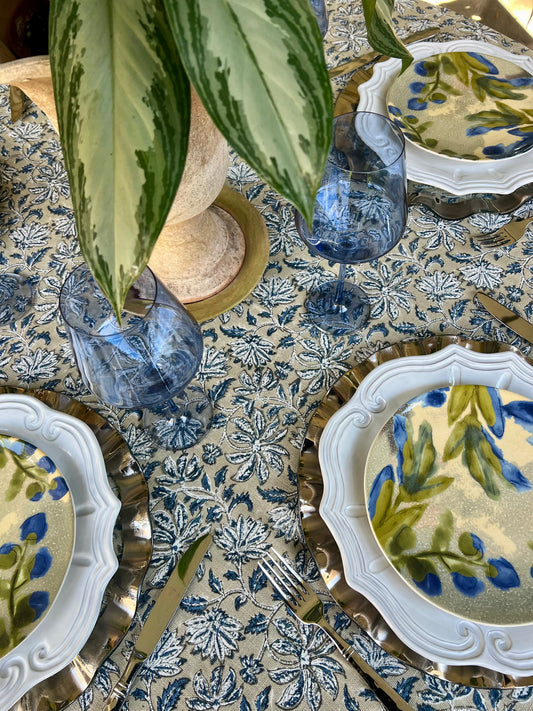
[59,264,211,450]
[295,111,407,334]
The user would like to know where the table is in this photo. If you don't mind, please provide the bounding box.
[2,1,533,709]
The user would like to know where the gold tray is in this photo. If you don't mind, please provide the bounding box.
[5,388,152,711]
[298,335,533,689]
[186,184,270,323]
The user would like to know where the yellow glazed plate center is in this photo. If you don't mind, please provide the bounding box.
[0,436,74,656]
[386,51,533,161]
[364,385,533,625]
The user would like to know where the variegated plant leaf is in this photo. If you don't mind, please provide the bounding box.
[48,0,190,316]
[164,0,333,225]
[362,0,413,72]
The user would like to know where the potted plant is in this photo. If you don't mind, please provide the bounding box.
[44,0,410,317]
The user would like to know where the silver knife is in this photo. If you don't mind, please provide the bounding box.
[476,292,533,342]
[104,532,212,711]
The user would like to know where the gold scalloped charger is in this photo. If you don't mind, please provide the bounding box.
[297,335,533,688]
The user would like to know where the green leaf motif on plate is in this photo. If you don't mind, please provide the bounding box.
[0,513,52,656]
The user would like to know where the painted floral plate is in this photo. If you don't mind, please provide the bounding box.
[358,39,533,194]
[0,394,121,709]
[365,385,533,625]
[318,344,533,676]
[387,51,533,161]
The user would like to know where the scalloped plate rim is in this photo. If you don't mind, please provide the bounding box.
[0,393,120,708]
[358,39,533,195]
[318,344,533,675]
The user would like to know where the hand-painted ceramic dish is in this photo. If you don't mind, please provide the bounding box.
[0,394,121,709]
[0,436,74,657]
[358,39,533,194]
[318,344,533,676]
[387,51,533,161]
[365,385,533,626]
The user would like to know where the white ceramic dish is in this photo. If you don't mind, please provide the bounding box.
[358,40,533,195]
[0,394,120,708]
[319,344,533,676]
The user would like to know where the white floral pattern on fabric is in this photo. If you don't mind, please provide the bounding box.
[2,1,533,709]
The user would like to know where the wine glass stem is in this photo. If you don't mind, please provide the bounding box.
[333,263,347,311]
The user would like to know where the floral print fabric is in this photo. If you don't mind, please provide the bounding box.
[1,0,533,709]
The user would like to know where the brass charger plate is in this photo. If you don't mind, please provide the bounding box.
[186,184,270,323]
[298,335,533,689]
[5,388,152,711]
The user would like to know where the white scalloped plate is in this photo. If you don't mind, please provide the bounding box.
[319,344,533,676]
[358,40,533,195]
[0,394,120,708]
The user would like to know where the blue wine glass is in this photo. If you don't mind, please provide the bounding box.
[310,0,328,38]
[59,264,212,450]
[295,111,407,335]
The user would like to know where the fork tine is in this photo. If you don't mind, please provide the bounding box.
[260,552,302,605]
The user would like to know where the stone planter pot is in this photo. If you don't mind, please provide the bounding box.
[0,56,253,305]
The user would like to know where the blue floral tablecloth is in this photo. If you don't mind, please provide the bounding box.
[2,1,533,709]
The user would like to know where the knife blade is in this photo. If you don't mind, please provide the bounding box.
[476,292,533,342]
[104,532,212,711]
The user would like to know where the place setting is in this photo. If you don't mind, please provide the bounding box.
[4,1,533,710]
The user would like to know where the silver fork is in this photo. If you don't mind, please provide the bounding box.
[260,550,414,711]
[476,220,529,249]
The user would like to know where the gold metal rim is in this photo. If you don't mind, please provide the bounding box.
[186,184,270,323]
[298,335,533,689]
[5,388,152,711]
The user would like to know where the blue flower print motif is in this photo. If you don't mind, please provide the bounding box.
[451,572,485,597]
[30,547,52,579]
[469,52,498,74]
[367,465,394,521]
[48,477,69,500]
[487,557,520,589]
[28,590,49,621]
[188,667,242,710]
[20,512,48,543]
[413,570,442,597]
[268,617,344,711]
[482,427,531,492]
[407,97,427,111]
[393,415,408,483]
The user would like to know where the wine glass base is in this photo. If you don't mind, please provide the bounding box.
[305,280,370,335]
[143,386,213,451]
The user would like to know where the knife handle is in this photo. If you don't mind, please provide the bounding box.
[103,649,148,711]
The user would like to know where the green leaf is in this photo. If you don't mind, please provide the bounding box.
[0,618,10,652]
[458,531,484,560]
[13,594,37,628]
[431,509,454,552]
[447,385,474,425]
[374,503,427,547]
[5,467,25,502]
[405,555,437,584]
[372,478,394,527]
[389,525,417,556]
[49,0,190,317]
[362,0,413,72]
[165,0,333,225]
[0,579,11,599]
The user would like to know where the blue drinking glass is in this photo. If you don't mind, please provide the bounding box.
[310,0,328,38]
[295,111,407,335]
[59,264,212,450]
